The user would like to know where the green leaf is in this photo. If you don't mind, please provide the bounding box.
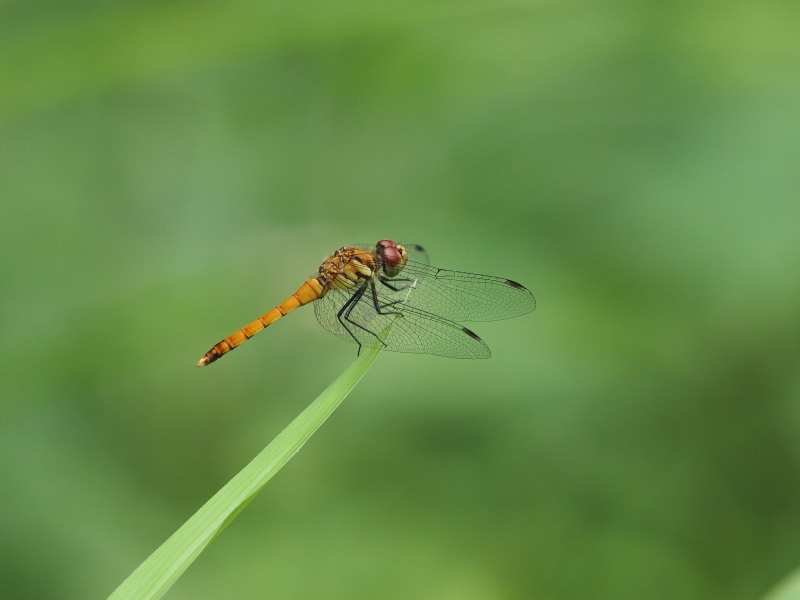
[108,342,382,600]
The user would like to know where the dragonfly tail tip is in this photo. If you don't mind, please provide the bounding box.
[196,357,210,367]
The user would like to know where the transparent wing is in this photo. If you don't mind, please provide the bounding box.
[404,243,430,265]
[385,260,536,322]
[350,244,534,322]
[313,285,491,359]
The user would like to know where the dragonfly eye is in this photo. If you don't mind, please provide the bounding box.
[376,240,408,277]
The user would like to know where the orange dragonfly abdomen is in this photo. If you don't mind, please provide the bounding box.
[196,277,325,367]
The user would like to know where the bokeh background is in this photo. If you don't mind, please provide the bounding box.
[2,1,800,599]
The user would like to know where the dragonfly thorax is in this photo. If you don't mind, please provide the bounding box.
[317,246,377,292]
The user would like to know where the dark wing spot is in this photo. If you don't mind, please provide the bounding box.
[411,244,426,252]
[462,327,482,341]
[506,279,527,290]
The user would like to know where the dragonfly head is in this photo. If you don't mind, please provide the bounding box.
[376,239,408,278]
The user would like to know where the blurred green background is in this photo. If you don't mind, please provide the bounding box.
[2,1,800,598]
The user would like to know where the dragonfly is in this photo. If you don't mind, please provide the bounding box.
[196,239,535,366]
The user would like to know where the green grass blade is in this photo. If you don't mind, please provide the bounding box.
[108,342,382,600]
[761,568,800,600]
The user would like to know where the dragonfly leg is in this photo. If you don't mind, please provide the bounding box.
[336,285,388,351]
[342,283,390,349]
[375,277,421,312]
[336,286,366,354]
[378,276,413,293]
[370,280,405,315]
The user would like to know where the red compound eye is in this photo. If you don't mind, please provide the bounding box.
[375,239,407,277]
[382,246,402,267]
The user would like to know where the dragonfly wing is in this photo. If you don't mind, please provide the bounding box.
[404,243,430,265]
[314,287,360,343]
[383,261,536,322]
[314,285,490,359]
